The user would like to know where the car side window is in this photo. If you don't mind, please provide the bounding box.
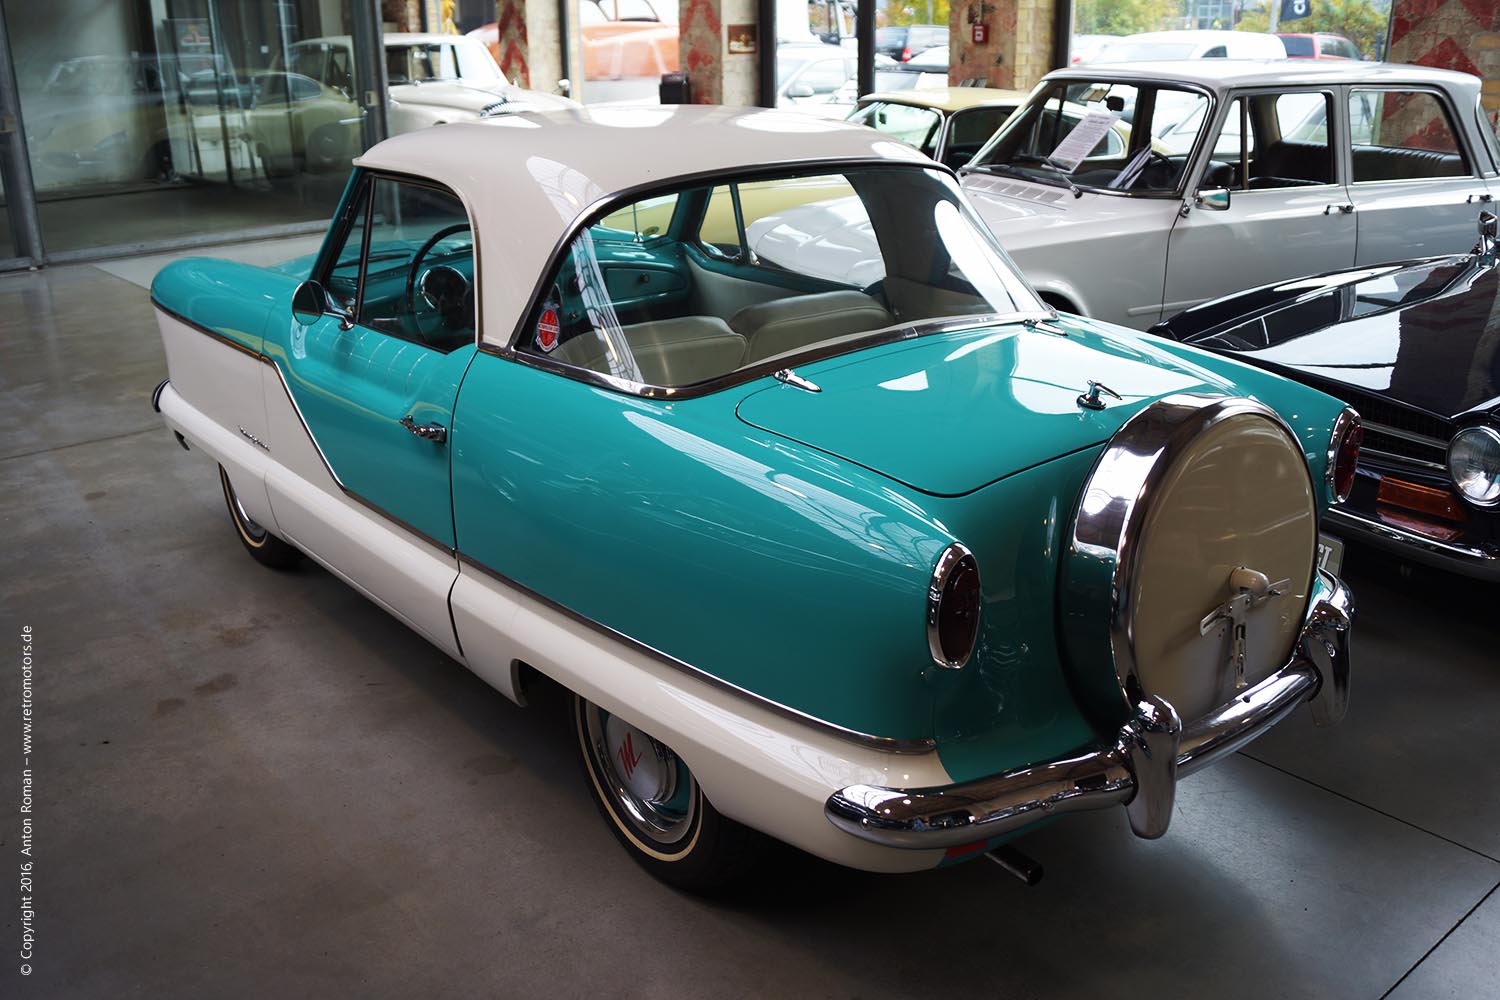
[320,178,476,352]
[1212,91,1332,190]
[1349,90,1470,181]
[864,102,943,153]
[696,176,861,272]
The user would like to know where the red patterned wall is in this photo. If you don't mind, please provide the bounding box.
[1389,0,1500,132]
[679,0,724,104]
[493,0,532,88]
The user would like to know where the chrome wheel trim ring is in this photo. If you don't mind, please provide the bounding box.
[222,470,268,541]
[582,702,697,847]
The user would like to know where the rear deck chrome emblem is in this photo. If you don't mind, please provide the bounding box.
[1199,567,1290,688]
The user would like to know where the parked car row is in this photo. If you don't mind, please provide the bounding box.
[838,59,1498,581]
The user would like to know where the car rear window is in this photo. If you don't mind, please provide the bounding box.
[1281,36,1314,57]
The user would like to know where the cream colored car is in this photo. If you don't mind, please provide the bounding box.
[248,33,575,177]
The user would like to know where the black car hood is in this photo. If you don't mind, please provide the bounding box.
[1159,257,1500,420]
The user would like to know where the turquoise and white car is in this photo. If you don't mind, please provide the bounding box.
[150,106,1357,891]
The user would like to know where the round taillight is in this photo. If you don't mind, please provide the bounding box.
[1328,408,1362,504]
[927,543,981,669]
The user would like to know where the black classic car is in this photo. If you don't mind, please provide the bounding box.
[1152,214,1500,581]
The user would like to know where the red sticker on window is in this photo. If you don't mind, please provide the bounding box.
[537,309,560,352]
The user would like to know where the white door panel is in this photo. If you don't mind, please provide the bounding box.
[1164,186,1357,316]
[1350,178,1491,265]
[259,363,463,660]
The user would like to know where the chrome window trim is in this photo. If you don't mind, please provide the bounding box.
[478,309,1056,401]
[926,542,977,669]
[1327,405,1362,504]
[1447,423,1500,508]
[1063,393,1318,720]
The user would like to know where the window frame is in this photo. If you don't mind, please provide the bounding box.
[311,169,482,352]
[487,159,1051,401]
[1344,86,1480,185]
[1198,86,1341,193]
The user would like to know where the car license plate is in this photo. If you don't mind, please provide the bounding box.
[1317,534,1344,577]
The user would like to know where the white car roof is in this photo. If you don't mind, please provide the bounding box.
[1046,59,1483,100]
[354,105,930,347]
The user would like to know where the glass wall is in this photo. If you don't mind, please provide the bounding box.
[1067,0,1393,66]
[3,0,365,256]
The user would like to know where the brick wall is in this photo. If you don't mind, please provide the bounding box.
[949,0,1054,90]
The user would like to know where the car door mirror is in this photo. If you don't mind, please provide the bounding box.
[1195,187,1231,211]
[787,82,814,100]
[291,279,353,329]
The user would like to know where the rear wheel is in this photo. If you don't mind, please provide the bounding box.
[572,693,764,892]
[219,465,300,569]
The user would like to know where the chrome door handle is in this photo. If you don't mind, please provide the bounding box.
[1323,203,1354,215]
[399,415,447,443]
[1468,193,1493,204]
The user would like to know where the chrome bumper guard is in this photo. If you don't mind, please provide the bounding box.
[825,572,1354,850]
[1326,507,1500,582]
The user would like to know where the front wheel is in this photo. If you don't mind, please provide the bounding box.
[572,693,764,892]
[219,465,300,569]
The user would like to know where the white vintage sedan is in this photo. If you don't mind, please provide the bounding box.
[249,33,575,176]
[962,61,1500,329]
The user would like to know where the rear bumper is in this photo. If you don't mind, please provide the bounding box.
[1325,507,1500,582]
[825,571,1354,850]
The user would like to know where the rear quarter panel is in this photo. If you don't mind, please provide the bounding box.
[449,351,955,742]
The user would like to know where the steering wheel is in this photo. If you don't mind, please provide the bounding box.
[404,222,473,344]
[1132,149,1179,190]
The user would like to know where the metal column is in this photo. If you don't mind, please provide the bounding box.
[757,0,776,107]
[0,3,43,265]
[351,0,390,150]
[857,0,876,101]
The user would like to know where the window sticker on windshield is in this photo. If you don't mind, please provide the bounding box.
[1047,110,1118,173]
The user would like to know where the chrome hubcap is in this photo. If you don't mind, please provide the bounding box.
[583,703,696,846]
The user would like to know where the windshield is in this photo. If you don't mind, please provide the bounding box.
[516,167,1044,391]
[968,79,1210,195]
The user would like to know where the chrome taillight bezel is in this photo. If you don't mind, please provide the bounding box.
[927,542,981,669]
[1327,406,1363,505]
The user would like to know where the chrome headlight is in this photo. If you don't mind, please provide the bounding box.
[1448,425,1500,506]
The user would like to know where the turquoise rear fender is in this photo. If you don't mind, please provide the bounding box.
[449,351,957,742]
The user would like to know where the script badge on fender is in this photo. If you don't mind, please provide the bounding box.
[536,308,561,352]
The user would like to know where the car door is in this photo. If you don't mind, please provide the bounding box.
[279,174,477,552]
[1345,87,1492,265]
[1164,89,1356,317]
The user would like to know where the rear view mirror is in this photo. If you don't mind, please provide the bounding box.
[291,280,353,329]
[1195,188,1231,212]
[291,280,326,326]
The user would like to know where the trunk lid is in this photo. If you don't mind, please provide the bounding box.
[735,320,1235,496]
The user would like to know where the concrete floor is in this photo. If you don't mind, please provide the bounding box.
[1,252,1498,999]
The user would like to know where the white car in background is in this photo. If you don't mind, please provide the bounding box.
[249,33,575,176]
[1094,30,1287,62]
[959,61,1500,329]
